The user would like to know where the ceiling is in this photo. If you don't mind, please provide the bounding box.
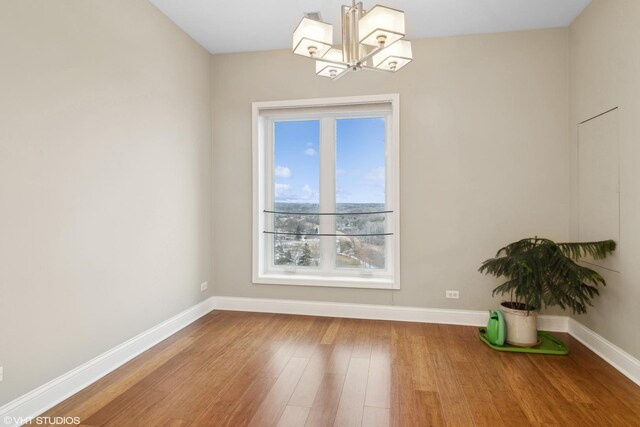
[148,0,591,54]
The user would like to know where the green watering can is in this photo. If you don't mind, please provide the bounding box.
[486,310,506,346]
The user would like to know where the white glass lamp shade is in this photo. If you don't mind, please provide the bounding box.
[373,40,413,71]
[315,48,347,78]
[293,17,333,58]
[358,5,405,48]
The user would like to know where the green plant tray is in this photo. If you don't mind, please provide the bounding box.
[478,328,569,355]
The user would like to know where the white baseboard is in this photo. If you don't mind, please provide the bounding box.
[0,297,216,427]
[2,295,638,427]
[212,296,569,332]
[537,315,569,333]
[568,318,640,387]
[214,296,488,325]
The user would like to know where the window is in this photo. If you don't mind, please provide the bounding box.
[253,95,400,289]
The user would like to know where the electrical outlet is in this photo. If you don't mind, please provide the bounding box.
[200,281,208,292]
[0,366,3,382]
[445,290,460,299]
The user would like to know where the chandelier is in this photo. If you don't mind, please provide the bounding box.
[292,1,413,80]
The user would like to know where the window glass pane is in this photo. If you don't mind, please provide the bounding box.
[273,120,320,267]
[335,117,386,269]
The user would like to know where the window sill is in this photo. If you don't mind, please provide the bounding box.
[253,273,399,290]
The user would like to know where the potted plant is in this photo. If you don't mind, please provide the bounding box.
[479,237,616,347]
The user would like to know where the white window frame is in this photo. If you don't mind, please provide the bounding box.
[252,94,400,289]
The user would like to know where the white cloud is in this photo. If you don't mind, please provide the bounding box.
[275,183,319,202]
[275,183,290,197]
[275,165,292,178]
[305,147,317,156]
[301,184,319,201]
[365,166,385,181]
[336,185,352,199]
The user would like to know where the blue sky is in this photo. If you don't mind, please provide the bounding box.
[274,118,385,204]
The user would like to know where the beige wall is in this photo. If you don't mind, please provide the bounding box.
[0,0,211,405]
[569,0,640,359]
[211,29,570,310]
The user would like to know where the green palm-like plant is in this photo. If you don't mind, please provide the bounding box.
[479,237,616,314]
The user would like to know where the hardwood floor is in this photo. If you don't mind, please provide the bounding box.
[38,311,640,426]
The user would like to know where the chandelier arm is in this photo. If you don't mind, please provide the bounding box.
[331,67,353,81]
[317,58,350,67]
[359,64,394,73]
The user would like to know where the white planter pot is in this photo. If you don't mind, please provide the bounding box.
[500,302,539,347]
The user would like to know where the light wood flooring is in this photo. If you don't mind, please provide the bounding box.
[39,310,640,426]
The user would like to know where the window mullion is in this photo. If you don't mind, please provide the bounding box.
[319,117,336,273]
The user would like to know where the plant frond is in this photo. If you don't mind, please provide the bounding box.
[557,240,616,260]
[479,237,615,314]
